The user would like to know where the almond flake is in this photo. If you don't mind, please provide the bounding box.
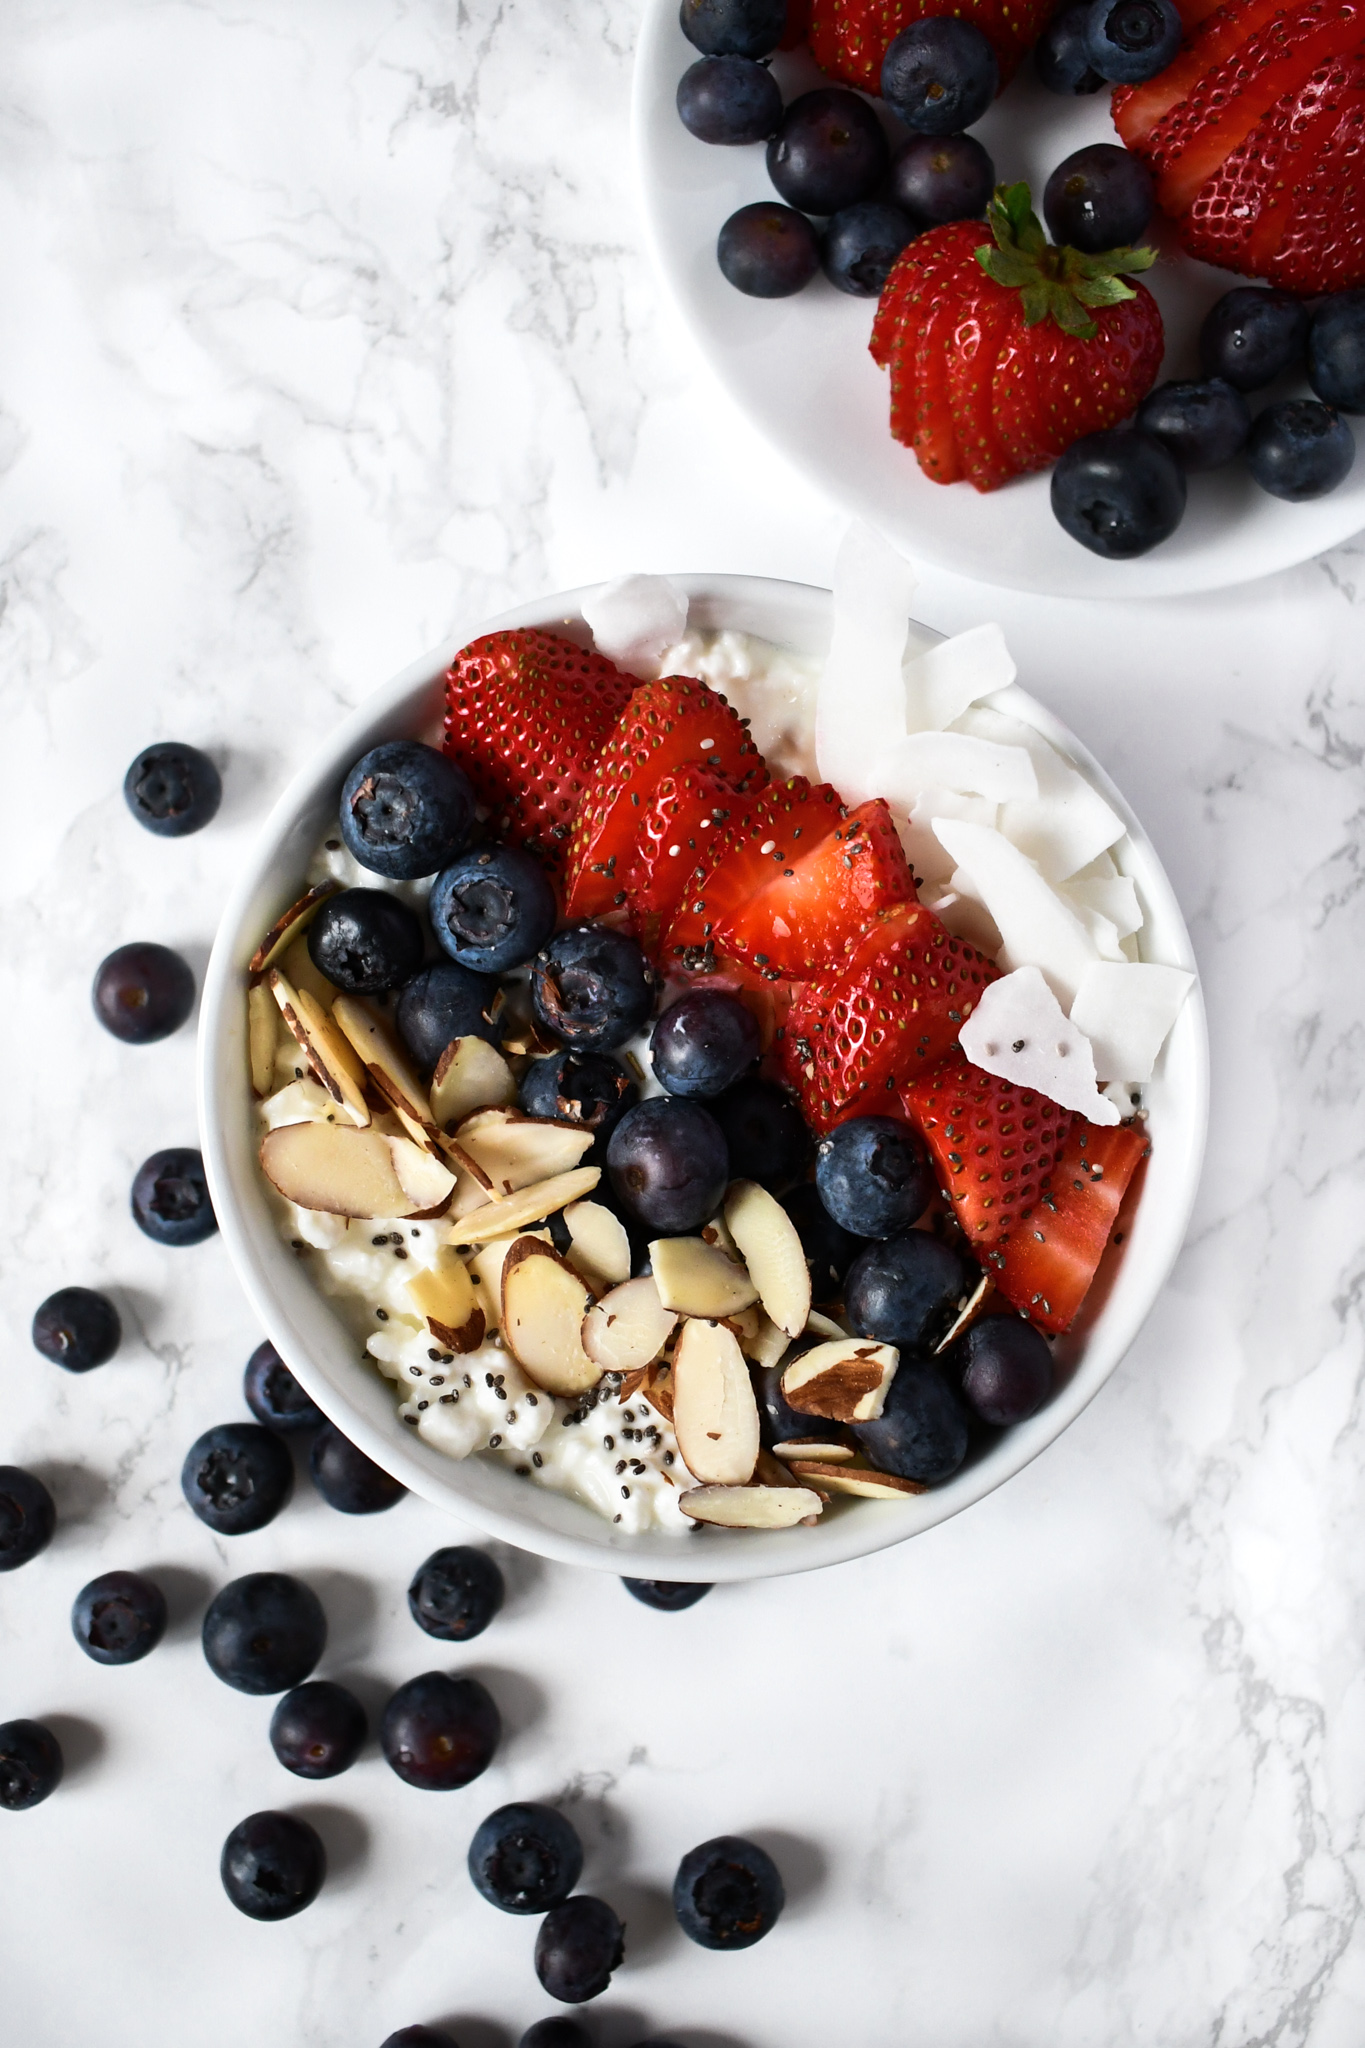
[679,1484,823,1528]
[501,1237,601,1397]
[260,1120,417,1218]
[249,880,343,979]
[782,1339,899,1424]
[771,1438,856,1463]
[724,1180,810,1339]
[405,1254,485,1353]
[268,971,369,1127]
[331,994,444,1154]
[671,1320,759,1485]
[562,1200,632,1292]
[582,1275,677,1376]
[650,1235,758,1319]
[787,1462,926,1499]
[446,1167,602,1246]
[430,1036,517,1129]
[453,1106,595,1192]
[248,981,279,1097]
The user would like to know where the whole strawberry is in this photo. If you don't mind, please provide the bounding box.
[871,182,1163,492]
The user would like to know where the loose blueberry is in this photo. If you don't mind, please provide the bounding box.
[123,742,221,837]
[0,1720,63,1809]
[606,1096,729,1235]
[221,1810,325,1920]
[532,924,656,1053]
[339,740,475,880]
[1051,428,1186,558]
[853,1360,970,1483]
[131,1146,217,1246]
[382,2031,460,2048]
[381,1671,501,1790]
[31,1286,121,1373]
[651,989,759,1098]
[844,1230,972,1349]
[673,1834,784,1950]
[766,87,889,213]
[1035,1,1105,91]
[717,201,821,297]
[269,1679,368,1779]
[408,1546,505,1642]
[779,1183,864,1306]
[709,1078,810,1188]
[71,1569,167,1665]
[888,133,994,226]
[181,1423,292,1535]
[243,1340,324,1433]
[1082,0,1182,82]
[202,1573,326,1695]
[949,1312,1054,1426]
[815,1116,934,1239]
[91,942,195,1045]
[468,1801,584,1914]
[1199,286,1309,392]
[756,1355,842,1447]
[534,1895,625,2003]
[430,845,558,975]
[822,201,917,296]
[1135,378,1251,470]
[519,1048,639,1146]
[881,19,998,135]
[622,1577,712,1610]
[308,887,425,994]
[679,0,787,57]
[0,1467,56,1572]
[310,1421,407,1514]
[677,55,782,144]
[396,959,502,1078]
[1042,143,1153,253]
[1246,400,1355,501]
[520,2025,593,2048]
[1308,289,1365,412]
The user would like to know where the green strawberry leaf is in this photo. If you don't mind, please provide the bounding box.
[974,182,1154,339]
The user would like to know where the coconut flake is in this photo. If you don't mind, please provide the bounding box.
[954,705,1125,882]
[1069,962,1195,1084]
[902,622,1017,733]
[959,966,1119,1125]
[582,574,689,678]
[1061,872,1142,941]
[881,730,1037,810]
[898,787,997,886]
[815,523,920,806]
[931,817,1101,1007]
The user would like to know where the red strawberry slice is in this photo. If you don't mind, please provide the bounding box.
[990,1118,1150,1332]
[1112,0,1286,152]
[913,282,968,485]
[1027,287,1165,461]
[623,762,757,954]
[444,630,635,869]
[1248,67,1365,289]
[946,281,1018,491]
[564,678,764,921]
[991,321,1051,479]
[662,777,848,969]
[899,1050,1073,1250]
[715,798,917,979]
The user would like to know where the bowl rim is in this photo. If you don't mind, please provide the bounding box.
[197,574,1209,1580]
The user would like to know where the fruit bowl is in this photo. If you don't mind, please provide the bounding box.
[198,576,1208,1579]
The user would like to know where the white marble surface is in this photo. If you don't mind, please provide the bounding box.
[3,3,1365,2044]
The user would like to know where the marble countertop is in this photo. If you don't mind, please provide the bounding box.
[4,3,1365,2044]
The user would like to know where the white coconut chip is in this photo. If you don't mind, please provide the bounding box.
[581,574,688,678]
[902,621,1017,733]
[931,817,1101,1008]
[959,966,1119,1125]
[1060,872,1142,941]
[898,786,998,886]
[879,730,1038,811]
[953,705,1125,882]
[814,522,921,806]
[1069,961,1195,1084]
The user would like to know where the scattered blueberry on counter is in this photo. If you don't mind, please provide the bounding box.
[381,1672,501,1791]
[181,1422,293,1535]
[31,1286,122,1373]
[131,1146,217,1246]
[243,1339,324,1432]
[468,1802,585,1914]
[622,1576,713,1610]
[201,1573,327,1695]
[519,2020,592,2048]
[534,1895,626,2003]
[310,1421,408,1514]
[220,1810,326,1920]
[92,941,196,1044]
[382,2031,462,2048]
[71,1570,167,1666]
[408,1546,505,1641]
[269,1679,368,1779]
[123,741,221,837]
[0,1466,56,1571]
[0,1719,64,1811]
[673,1834,784,1949]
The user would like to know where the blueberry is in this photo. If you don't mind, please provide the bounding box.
[310,1421,407,1514]
[91,941,195,1044]
[766,87,889,213]
[1083,0,1182,82]
[1035,0,1105,91]
[622,1576,712,1610]
[1043,143,1153,253]
[430,845,558,974]
[519,2025,592,2048]
[532,924,657,1053]
[381,1671,501,1790]
[779,1184,864,1305]
[123,742,221,837]
[651,989,759,1098]
[888,133,994,227]
[1051,428,1186,558]
[181,1422,292,1535]
[382,2033,461,2048]
[1199,286,1308,392]
[756,1356,837,1446]
[0,1466,56,1572]
[853,1360,970,1482]
[606,1097,729,1234]
[202,1572,326,1695]
[822,201,917,296]
[340,740,475,880]
[949,1312,1054,1425]
[269,1679,368,1778]
[220,1810,325,1920]
[1136,378,1251,470]
[31,1286,121,1373]
[407,1546,505,1641]
[815,1116,933,1239]
[71,1569,167,1665]
[677,55,782,144]
[243,1339,323,1433]
[396,959,502,1078]
[308,887,425,994]
[717,201,821,297]
[673,1834,784,1949]
[680,0,786,57]
[844,1229,972,1349]
[131,1146,217,1246]
[1308,289,1365,412]
[519,1049,639,1145]
[709,1078,810,1188]
[534,1895,625,2003]
[468,1801,584,1914]
[1246,400,1355,501]
[0,1720,63,1809]
[881,19,998,135]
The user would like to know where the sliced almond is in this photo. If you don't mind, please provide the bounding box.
[782,1339,898,1424]
[467,1230,550,1331]
[771,1438,857,1463]
[332,995,444,1156]
[249,879,343,977]
[701,1213,742,1261]
[680,1484,823,1528]
[671,1319,759,1486]
[260,1121,416,1218]
[454,1107,595,1194]
[650,1236,759,1320]
[269,971,370,1127]
[582,1276,677,1376]
[641,1358,674,1423]
[753,1445,800,1489]
[787,1462,925,1499]
[724,1180,810,1340]
[501,1237,601,1397]
[935,1273,993,1354]
[405,1253,485,1352]
[279,933,340,1010]
[387,1137,457,1214]
[742,1310,792,1373]
[446,1167,602,1247]
[805,1309,848,1341]
[247,981,279,1097]
[562,1200,631,1292]
[430,1036,517,1130]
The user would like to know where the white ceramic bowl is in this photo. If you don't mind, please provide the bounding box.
[198,576,1208,1579]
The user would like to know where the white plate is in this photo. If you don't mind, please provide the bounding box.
[632,6,1365,597]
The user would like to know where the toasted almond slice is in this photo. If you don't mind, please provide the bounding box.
[279,933,339,1010]
[641,1358,674,1423]
[582,1276,677,1376]
[787,1462,926,1498]
[935,1273,993,1354]
[501,1237,601,1396]
[650,1236,759,1320]
[430,1036,517,1130]
[771,1438,857,1463]
[446,1167,602,1247]
[249,879,343,977]
[741,1310,792,1372]
[562,1201,632,1292]
[671,1319,759,1486]
[332,995,444,1156]
[268,971,370,1128]
[782,1339,899,1424]
[467,1230,550,1330]
[724,1180,810,1339]
[260,1121,416,1218]
[752,1445,800,1489]
[248,981,278,1097]
[680,1484,823,1528]
[701,1213,742,1261]
[805,1309,848,1341]
[405,1253,485,1353]
[387,1137,457,1214]
[454,1107,595,1194]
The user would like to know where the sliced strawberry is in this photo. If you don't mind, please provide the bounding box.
[946,282,1016,492]
[1027,285,1165,458]
[913,285,966,485]
[444,630,635,868]
[991,319,1052,478]
[662,778,848,969]
[899,1051,1073,1250]
[879,226,983,452]
[1113,0,1286,152]
[715,798,917,978]
[564,678,765,921]
[1254,68,1365,289]
[990,1118,1150,1333]
[623,762,756,953]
